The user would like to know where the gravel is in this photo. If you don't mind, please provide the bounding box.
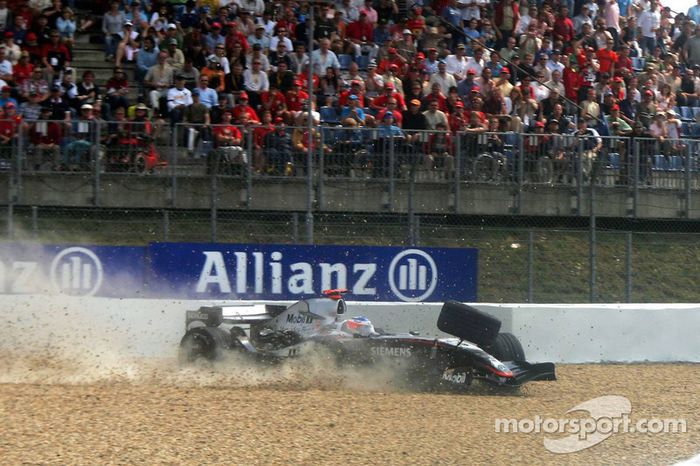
[0,363,698,465]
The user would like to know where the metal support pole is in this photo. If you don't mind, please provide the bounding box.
[162,209,170,241]
[31,206,38,238]
[388,135,395,210]
[527,229,534,303]
[305,3,315,245]
[589,157,596,304]
[454,133,461,213]
[318,128,325,208]
[576,138,583,215]
[245,128,253,208]
[170,125,178,207]
[292,212,299,243]
[6,203,13,238]
[92,120,101,207]
[516,132,524,214]
[408,161,416,245]
[632,140,639,218]
[625,231,632,303]
[210,153,218,243]
[685,142,692,218]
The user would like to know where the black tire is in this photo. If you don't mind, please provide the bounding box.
[437,301,501,348]
[178,327,232,364]
[488,333,526,362]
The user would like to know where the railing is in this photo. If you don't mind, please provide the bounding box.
[3,121,700,218]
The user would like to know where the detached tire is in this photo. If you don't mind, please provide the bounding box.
[178,327,231,364]
[488,333,526,362]
[437,301,501,348]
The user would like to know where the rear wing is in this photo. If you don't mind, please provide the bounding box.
[186,303,288,328]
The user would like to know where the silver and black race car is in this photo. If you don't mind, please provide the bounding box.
[178,290,556,391]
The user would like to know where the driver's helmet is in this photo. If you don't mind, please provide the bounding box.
[341,316,375,337]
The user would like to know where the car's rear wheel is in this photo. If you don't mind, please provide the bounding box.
[178,327,231,365]
[488,333,526,362]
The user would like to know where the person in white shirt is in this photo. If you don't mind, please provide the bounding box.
[515,5,538,36]
[464,48,485,76]
[546,50,565,77]
[167,75,193,125]
[445,43,469,81]
[638,1,661,55]
[428,60,457,95]
[309,38,340,76]
[269,27,293,53]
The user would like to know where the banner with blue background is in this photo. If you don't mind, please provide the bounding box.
[0,242,477,302]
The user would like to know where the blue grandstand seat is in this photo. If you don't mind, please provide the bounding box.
[681,122,691,137]
[652,155,668,171]
[681,106,694,121]
[668,156,684,171]
[356,55,370,70]
[319,106,340,124]
[607,153,621,169]
[631,57,645,71]
[338,54,353,70]
[692,107,700,119]
[692,123,700,138]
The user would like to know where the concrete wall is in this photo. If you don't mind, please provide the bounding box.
[1,295,698,363]
[8,173,699,218]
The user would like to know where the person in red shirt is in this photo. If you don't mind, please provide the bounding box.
[423,82,449,113]
[563,61,583,103]
[13,52,34,86]
[253,110,276,173]
[285,80,309,115]
[346,12,374,48]
[29,106,63,170]
[232,92,260,124]
[377,48,407,76]
[448,100,468,133]
[614,44,632,78]
[259,84,288,120]
[213,110,246,168]
[375,98,403,127]
[224,22,249,54]
[295,64,319,94]
[41,29,71,81]
[552,6,575,43]
[596,38,618,76]
[338,80,367,107]
[370,82,406,112]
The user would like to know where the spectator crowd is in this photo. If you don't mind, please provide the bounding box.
[0,0,699,173]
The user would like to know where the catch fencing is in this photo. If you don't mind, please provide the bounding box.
[2,121,700,303]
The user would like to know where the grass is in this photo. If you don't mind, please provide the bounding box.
[2,208,700,303]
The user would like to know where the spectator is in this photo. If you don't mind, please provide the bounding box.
[28,105,62,170]
[167,74,193,126]
[41,28,70,81]
[309,38,340,77]
[102,1,124,62]
[144,51,174,115]
[422,99,448,130]
[167,38,185,71]
[55,7,76,48]
[232,91,260,123]
[4,32,21,65]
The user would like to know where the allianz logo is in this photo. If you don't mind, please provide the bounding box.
[0,247,103,296]
[195,248,439,301]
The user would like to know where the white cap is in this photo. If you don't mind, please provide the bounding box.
[168,23,177,29]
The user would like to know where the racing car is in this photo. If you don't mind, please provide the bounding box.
[178,290,556,391]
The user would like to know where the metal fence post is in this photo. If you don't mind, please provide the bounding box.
[317,128,325,209]
[15,126,23,203]
[527,229,534,303]
[292,212,299,243]
[92,120,101,206]
[576,138,583,215]
[626,231,632,303]
[589,157,596,304]
[685,142,692,218]
[6,203,13,238]
[210,151,218,243]
[516,132,524,214]
[388,135,395,211]
[408,163,415,245]
[31,206,38,238]
[170,124,179,208]
[162,209,170,241]
[632,139,639,218]
[454,133,461,213]
[305,127,314,245]
[245,127,253,209]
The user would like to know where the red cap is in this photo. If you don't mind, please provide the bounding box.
[501,67,511,74]
[614,76,624,82]
[293,80,302,86]
[385,82,395,89]
[388,47,397,53]
[611,104,620,111]
[535,121,545,127]
[4,102,15,108]
[645,89,653,96]
[470,86,480,93]
[416,52,425,59]
[4,31,13,38]
[467,69,476,75]
[274,116,284,123]
[454,101,464,108]
[212,22,222,28]
[239,91,248,99]
[1,85,9,91]
[389,63,399,70]
[26,32,37,41]
[351,79,361,85]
